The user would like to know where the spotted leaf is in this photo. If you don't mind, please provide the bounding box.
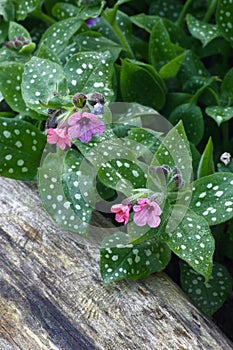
[15,0,40,21]
[216,0,233,44]
[151,121,192,186]
[190,173,233,225]
[8,21,31,41]
[149,18,183,70]
[0,117,46,180]
[22,56,67,115]
[0,0,15,21]
[98,158,147,196]
[62,149,93,223]
[38,152,88,236]
[186,14,221,47]
[206,106,233,126]
[75,32,122,61]
[0,62,28,114]
[163,205,214,281]
[100,231,171,285]
[159,53,185,80]
[64,51,115,101]
[39,18,82,55]
[180,261,233,316]
[169,103,204,145]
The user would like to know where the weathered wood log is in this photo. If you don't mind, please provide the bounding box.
[0,176,232,350]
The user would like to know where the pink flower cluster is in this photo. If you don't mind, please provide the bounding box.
[46,112,104,150]
[111,198,162,228]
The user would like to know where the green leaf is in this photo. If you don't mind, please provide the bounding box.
[75,31,122,61]
[38,152,88,235]
[14,0,40,20]
[149,18,183,70]
[8,21,31,41]
[149,0,182,22]
[178,51,209,87]
[151,121,192,186]
[205,106,233,126]
[100,232,171,285]
[0,117,46,180]
[186,14,221,47]
[64,51,115,101]
[197,137,214,179]
[180,261,233,316]
[0,20,8,44]
[169,103,204,145]
[98,158,147,196]
[216,0,233,44]
[0,62,27,114]
[36,43,61,64]
[163,206,214,281]
[39,17,82,55]
[130,14,161,33]
[159,53,185,80]
[61,149,93,223]
[120,59,165,110]
[0,0,15,21]
[220,67,233,105]
[190,172,233,225]
[22,57,67,115]
[52,3,79,19]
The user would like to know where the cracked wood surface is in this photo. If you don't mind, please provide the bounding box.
[0,176,232,350]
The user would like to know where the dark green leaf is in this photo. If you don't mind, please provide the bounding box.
[186,14,221,47]
[205,106,233,126]
[197,137,214,178]
[0,117,46,180]
[169,103,204,145]
[163,206,214,281]
[159,53,185,80]
[120,59,165,110]
[190,173,233,225]
[216,0,233,44]
[100,231,171,285]
[8,21,31,41]
[180,261,233,316]
[15,0,40,21]
[220,67,233,105]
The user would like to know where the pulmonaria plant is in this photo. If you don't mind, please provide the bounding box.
[1,0,233,320]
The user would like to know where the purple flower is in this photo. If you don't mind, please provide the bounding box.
[92,101,104,115]
[111,203,131,225]
[133,198,162,228]
[85,17,100,28]
[68,112,104,143]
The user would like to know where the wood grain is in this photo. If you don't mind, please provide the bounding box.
[0,176,232,350]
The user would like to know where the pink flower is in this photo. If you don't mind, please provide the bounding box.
[68,112,104,143]
[46,127,72,150]
[111,203,131,225]
[133,198,162,228]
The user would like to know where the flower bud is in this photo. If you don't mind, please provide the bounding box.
[72,93,87,108]
[92,101,104,115]
[149,165,170,178]
[88,92,105,106]
[220,152,231,166]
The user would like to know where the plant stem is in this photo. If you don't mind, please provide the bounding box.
[32,9,56,25]
[177,0,193,28]
[203,0,218,22]
[102,12,134,59]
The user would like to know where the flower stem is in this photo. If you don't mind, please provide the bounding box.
[32,9,56,25]
[203,0,218,22]
[177,0,193,27]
